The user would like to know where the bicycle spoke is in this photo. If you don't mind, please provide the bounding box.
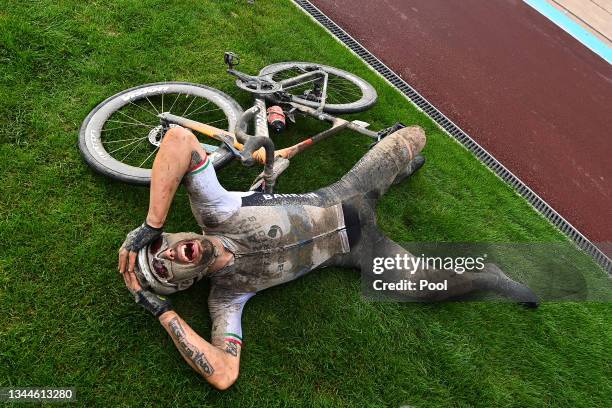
[328,88,353,103]
[121,137,148,162]
[203,117,228,126]
[107,135,149,154]
[327,79,362,93]
[187,105,221,118]
[181,95,198,116]
[329,88,359,101]
[102,125,138,132]
[328,91,349,104]
[95,89,234,170]
[139,145,160,167]
[145,96,160,115]
[329,83,361,95]
[106,119,153,129]
[185,99,213,117]
[274,68,363,105]
[127,100,157,118]
[327,84,361,103]
[327,80,360,92]
[103,136,149,144]
[116,109,155,129]
[168,92,181,113]
[103,122,150,130]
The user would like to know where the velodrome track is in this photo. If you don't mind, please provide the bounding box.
[306,0,612,255]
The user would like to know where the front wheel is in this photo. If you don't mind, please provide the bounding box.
[79,82,244,185]
[259,62,377,114]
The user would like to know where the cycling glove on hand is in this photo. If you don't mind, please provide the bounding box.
[120,222,163,253]
[134,290,174,318]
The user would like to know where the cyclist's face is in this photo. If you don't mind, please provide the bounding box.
[155,239,204,265]
[140,232,215,295]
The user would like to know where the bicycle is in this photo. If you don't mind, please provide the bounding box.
[79,52,403,192]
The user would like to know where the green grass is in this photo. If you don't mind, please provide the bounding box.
[0,0,610,406]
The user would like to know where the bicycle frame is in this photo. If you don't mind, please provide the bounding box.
[158,63,381,191]
[159,102,378,161]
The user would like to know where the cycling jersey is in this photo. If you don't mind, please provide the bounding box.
[183,154,242,227]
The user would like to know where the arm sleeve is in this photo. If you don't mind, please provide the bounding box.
[208,284,255,348]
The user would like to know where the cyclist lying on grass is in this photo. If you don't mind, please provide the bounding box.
[117,125,539,390]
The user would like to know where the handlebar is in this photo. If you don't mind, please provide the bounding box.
[234,107,276,193]
[157,110,276,192]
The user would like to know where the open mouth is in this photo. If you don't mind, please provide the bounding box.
[182,242,197,262]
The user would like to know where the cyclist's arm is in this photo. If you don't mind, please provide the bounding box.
[118,127,207,274]
[158,311,240,390]
[146,127,207,227]
[158,286,252,390]
[121,262,239,390]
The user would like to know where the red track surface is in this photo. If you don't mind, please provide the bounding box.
[310,0,612,245]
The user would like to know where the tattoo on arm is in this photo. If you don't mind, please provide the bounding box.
[224,341,238,357]
[190,151,203,169]
[168,317,214,376]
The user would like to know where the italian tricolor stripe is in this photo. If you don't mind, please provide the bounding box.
[224,332,242,346]
[188,156,210,175]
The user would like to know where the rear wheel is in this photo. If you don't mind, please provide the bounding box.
[79,82,243,185]
[259,62,377,113]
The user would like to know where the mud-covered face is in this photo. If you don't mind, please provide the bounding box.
[147,232,216,283]
[154,238,205,265]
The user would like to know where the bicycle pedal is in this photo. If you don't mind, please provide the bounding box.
[376,122,406,139]
[370,122,407,149]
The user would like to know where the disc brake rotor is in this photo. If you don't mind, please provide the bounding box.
[148,124,181,147]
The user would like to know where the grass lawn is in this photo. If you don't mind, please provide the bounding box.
[1,0,610,406]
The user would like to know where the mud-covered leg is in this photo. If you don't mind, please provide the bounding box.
[316,126,426,205]
[344,228,539,305]
[392,154,426,185]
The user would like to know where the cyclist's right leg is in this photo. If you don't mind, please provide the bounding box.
[328,219,539,305]
[315,126,426,205]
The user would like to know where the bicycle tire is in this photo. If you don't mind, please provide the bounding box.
[259,62,377,113]
[79,82,244,185]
